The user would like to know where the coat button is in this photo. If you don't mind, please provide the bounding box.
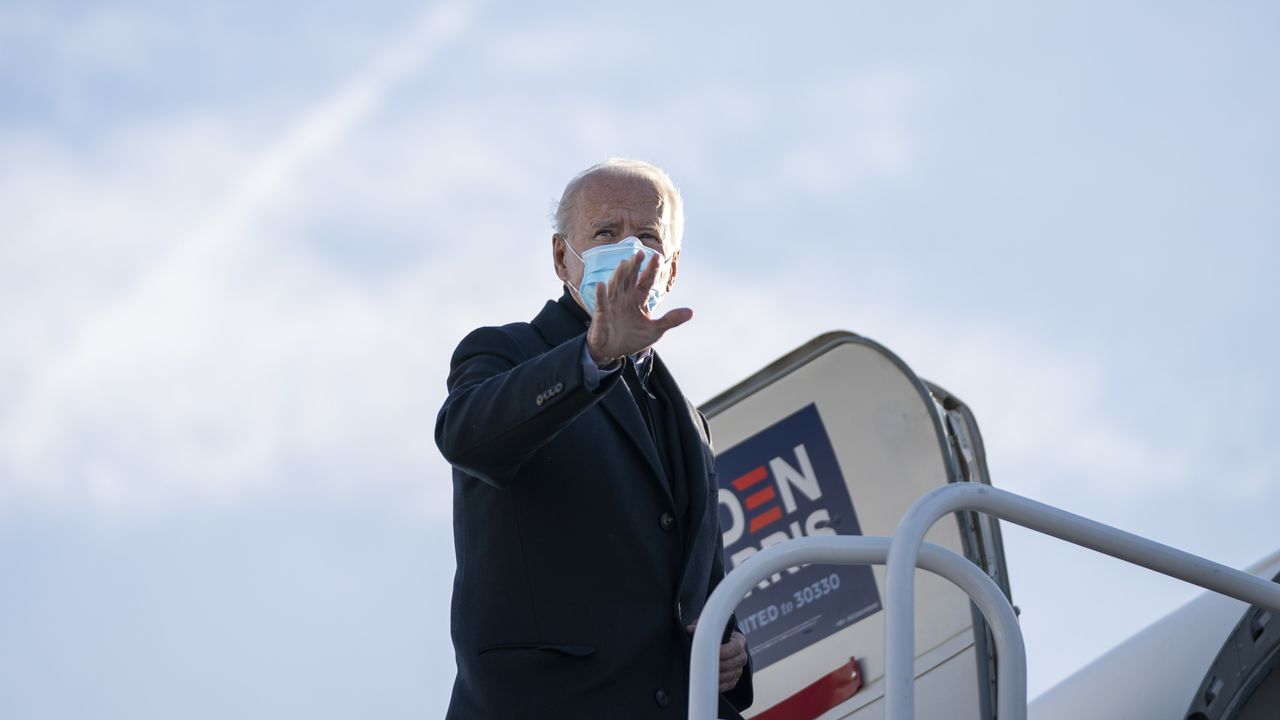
[654,689,670,708]
[659,512,675,531]
[536,395,544,406]
[554,382,563,392]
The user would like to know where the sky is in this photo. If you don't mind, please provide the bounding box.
[2,1,1278,717]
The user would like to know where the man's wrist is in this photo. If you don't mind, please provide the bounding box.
[587,338,621,370]
[591,350,621,370]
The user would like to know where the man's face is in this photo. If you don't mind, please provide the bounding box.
[553,172,680,307]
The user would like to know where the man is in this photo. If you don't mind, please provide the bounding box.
[435,158,753,719]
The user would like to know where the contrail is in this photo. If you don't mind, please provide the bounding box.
[202,2,471,248]
[2,2,472,481]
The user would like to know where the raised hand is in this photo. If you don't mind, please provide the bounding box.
[586,250,692,367]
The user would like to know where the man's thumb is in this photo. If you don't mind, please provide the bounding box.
[656,307,693,332]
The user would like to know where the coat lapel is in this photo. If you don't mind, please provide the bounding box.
[599,381,673,499]
[530,295,673,499]
[651,354,719,606]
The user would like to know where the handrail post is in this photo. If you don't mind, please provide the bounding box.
[884,483,1280,720]
[690,535,1024,720]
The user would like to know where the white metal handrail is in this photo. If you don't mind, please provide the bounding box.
[690,535,1025,720]
[884,483,1280,720]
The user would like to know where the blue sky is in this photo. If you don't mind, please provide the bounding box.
[2,1,1278,717]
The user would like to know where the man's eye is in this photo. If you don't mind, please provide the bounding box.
[594,230,615,238]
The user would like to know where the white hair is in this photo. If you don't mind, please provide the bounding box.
[552,158,684,247]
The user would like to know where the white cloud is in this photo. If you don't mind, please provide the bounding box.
[2,3,1270,544]
[0,3,475,517]
[776,66,923,193]
[666,265,1198,508]
[0,3,157,73]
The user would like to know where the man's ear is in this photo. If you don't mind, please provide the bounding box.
[665,249,680,292]
[552,234,570,282]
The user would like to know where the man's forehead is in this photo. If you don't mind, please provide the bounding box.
[588,214,667,231]
[575,174,668,217]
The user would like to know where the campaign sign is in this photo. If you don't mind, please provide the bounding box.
[716,403,880,671]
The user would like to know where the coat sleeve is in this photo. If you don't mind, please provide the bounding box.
[435,325,621,487]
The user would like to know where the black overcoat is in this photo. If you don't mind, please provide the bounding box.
[435,293,753,719]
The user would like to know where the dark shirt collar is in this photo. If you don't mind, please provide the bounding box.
[558,286,591,327]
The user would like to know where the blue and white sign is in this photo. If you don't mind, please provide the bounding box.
[716,403,882,671]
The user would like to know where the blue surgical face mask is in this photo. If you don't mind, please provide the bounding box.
[563,236,667,317]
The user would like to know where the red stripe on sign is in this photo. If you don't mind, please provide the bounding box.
[752,657,863,720]
[744,486,776,510]
[731,466,769,491]
[748,506,783,533]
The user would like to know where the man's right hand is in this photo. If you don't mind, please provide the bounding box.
[586,251,692,368]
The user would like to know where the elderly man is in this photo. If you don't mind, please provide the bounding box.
[435,158,753,718]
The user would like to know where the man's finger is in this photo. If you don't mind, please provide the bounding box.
[614,251,639,292]
[594,282,607,315]
[607,251,640,302]
[606,258,628,303]
[654,307,693,333]
[719,670,742,692]
[720,640,744,661]
[628,251,648,297]
[718,631,746,694]
[636,250,659,295]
